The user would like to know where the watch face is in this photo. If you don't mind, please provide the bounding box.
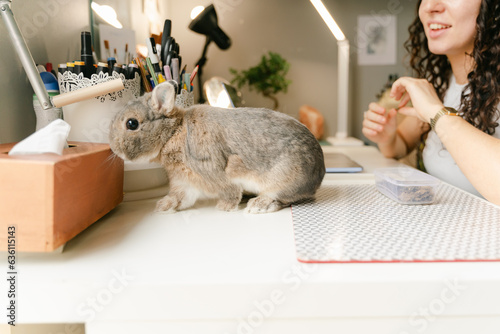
[443,107,458,114]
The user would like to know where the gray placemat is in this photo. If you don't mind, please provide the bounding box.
[291,184,500,263]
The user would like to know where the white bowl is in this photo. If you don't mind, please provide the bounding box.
[123,161,169,201]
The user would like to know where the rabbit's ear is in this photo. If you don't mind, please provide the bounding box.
[151,81,176,115]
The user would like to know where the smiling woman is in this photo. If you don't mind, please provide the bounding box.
[419,0,480,60]
[362,0,500,205]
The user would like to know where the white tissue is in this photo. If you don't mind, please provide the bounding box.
[8,119,71,156]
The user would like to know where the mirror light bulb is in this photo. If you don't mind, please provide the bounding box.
[190,6,205,20]
[91,2,123,29]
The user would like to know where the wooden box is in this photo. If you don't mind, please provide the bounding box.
[0,142,124,252]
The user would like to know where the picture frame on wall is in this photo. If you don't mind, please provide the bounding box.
[357,15,397,66]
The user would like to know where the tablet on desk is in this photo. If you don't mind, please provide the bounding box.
[324,152,363,173]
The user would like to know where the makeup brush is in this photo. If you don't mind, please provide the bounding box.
[103,40,110,60]
[125,43,130,65]
[91,46,98,65]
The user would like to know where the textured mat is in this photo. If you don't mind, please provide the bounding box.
[291,184,500,263]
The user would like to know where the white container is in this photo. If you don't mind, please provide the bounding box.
[374,167,440,205]
[58,71,140,143]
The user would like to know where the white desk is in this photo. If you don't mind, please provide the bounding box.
[10,146,500,333]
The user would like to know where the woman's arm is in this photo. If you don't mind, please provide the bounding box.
[435,115,500,204]
[362,103,426,159]
[391,77,500,205]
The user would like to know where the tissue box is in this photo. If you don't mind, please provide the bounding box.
[0,141,124,252]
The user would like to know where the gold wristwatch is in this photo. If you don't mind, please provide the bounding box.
[430,107,458,130]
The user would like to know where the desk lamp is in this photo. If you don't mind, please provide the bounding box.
[189,4,231,103]
[310,0,363,146]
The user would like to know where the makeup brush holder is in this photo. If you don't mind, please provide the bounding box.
[58,71,140,143]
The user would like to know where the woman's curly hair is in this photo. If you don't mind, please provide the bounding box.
[405,0,500,134]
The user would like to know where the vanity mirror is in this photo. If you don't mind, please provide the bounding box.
[204,76,243,108]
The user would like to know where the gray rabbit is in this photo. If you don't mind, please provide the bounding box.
[109,82,325,213]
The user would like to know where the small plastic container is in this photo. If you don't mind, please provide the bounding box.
[374,167,440,205]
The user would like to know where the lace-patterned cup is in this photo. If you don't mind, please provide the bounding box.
[174,88,194,108]
[58,71,140,143]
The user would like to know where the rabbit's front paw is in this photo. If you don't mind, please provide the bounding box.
[245,196,283,214]
[155,195,180,213]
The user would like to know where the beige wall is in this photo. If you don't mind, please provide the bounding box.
[0,323,84,334]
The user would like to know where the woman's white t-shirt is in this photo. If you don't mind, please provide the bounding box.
[423,75,500,198]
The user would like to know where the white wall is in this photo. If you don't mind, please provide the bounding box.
[0,0,91,143]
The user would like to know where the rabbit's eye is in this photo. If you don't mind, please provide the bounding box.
[126,118,139,130]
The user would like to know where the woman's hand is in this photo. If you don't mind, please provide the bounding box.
[390,77,444,123]
[362,102,398,145]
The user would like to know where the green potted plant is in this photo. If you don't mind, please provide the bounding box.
[230,51,291,110]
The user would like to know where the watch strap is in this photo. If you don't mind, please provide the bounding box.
[430,107,458,130]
